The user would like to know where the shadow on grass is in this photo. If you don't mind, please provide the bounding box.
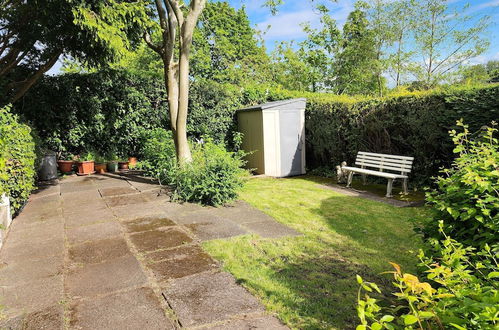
[239,251,390,330]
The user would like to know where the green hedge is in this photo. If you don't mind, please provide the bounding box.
[0,105,36,214]
[15,70,498,186]
[15,70,166,158]
[302,85,499,185]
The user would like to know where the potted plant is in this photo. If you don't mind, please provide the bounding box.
[57,152,75,174]
[94,154,107,174]
[107,152,119,172]
[76,151,95,176]
[128,156,138,167]
[118,159,129,170]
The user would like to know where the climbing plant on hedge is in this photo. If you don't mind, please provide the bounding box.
[0,105,36,214]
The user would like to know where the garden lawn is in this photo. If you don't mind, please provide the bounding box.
[203,176,428,329]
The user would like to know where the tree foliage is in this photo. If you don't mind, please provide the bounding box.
[0,0,147,104]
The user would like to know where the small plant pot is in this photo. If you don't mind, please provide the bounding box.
[107,161,118,172]
[76,161,95,176]
[57,160,74,174]
[118,161,129,170]
[128,157,137,167]
[95,163,107,174]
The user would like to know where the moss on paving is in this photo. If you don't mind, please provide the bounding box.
[203,176,428,329]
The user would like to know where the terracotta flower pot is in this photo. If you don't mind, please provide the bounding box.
[95,163,107,174]
[57,160,74,174]
[128,157,137,167]
[76,161,95,176]
[118,161,129,170]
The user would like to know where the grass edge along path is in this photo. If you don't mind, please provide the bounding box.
[203,176,428,329]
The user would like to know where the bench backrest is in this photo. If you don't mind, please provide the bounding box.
[355,151,414,174]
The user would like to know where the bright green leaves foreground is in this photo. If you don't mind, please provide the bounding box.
[203,176,428,329]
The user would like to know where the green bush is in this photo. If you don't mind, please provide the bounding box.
[356,229,499,329]
[137,128,177,185]
[0,105,36,214]
[302,85,499,185]
[14,69,166,158]
[423,121,498,250]
[14,69,498,187]
[173,139,248,206]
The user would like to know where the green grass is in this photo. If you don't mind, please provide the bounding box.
[203,176,429,329]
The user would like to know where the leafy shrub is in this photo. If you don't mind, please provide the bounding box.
[356,226,499,330]
[173,139,248,206]
[0,105,36,214]
[15,69,498,186]
[14,69,166,158]
[423,121,498,250]
[136,128,177,185]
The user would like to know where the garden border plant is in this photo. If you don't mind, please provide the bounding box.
[0,105,36,214]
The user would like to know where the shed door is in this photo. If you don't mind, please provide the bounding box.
[279,110,303,176]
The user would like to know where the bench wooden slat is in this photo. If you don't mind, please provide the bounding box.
[355,160,412,172]
[358,151,414,161]
[342,166,408,179]
[357,154,413,165]
[356,157,413,168]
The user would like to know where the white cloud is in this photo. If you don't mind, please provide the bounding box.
[254,0,355,42]
[468,51,499,64]
[255,9,318,39]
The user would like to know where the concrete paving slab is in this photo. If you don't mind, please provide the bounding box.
[0,235,64,262]
[98,186,138,197]
[147,244,208,263]
[105,193,152,208]
[0,305,64,330]
[129,228,192,253]
[66,221,122,245]
[60,182,96,194]
[185,218,248,241]
[68,237,130,265]
[69,287,174,330]
[204,315,288,330]
[241,221,301,239]
[0,275,63,318]
[0,255,63,286]
[111,201,166,221]
[213,200,276,225]
[29,182,61,201]
[64,209,115,228]
[124,216,176,233]
[66,255,147,298]
[166,205,214,225]
[61,189,102,202]
[163,272,263,327]
[8,218,64,242]
[147,249,218,281]
[62,203,109,218]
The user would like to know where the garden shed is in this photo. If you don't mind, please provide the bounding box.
[237,98,306,177]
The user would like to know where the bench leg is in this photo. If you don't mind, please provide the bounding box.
[386,179,394,198]
[362,174,367,185]
[346,171,354,188]
[402,178,408,195]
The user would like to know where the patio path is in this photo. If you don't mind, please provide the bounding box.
[0,171,297,329]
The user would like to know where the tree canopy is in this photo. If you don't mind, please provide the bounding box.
[0,0,148,104]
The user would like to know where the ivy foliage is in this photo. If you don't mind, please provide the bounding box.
[0,105,36,214]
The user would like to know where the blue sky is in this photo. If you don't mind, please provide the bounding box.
[227,0,499,64]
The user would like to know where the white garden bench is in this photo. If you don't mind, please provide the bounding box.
[342,152,414,197]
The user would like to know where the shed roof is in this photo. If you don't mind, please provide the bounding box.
[237,98,306,112]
